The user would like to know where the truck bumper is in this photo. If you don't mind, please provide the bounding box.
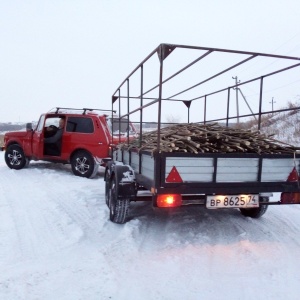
[95,156,111,166]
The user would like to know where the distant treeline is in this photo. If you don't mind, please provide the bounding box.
[0,123,26,131]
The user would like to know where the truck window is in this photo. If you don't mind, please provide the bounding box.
[45,117,60,128]
[108,117,135,134]
[66,117,94,133]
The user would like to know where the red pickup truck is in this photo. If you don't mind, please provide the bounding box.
[1,108,137,178]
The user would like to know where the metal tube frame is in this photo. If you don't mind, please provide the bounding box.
[112,43,300,146]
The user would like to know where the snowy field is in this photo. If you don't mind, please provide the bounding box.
[0,152,300,300]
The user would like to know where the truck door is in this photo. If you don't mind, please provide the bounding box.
[42,116,65,157]
[31,115,45,158]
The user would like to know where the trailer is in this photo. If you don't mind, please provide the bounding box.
[105,43,300,224]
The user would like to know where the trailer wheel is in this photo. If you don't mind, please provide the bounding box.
[5,144,29,170]
[105,169,111,207]
[108,175,130,224]
[239,197,269,218]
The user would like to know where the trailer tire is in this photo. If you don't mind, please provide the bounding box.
[239,197,269,218]
[105,168,111,207]
[109,175,130,224]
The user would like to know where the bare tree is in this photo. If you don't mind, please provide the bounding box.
[165,114,181,124]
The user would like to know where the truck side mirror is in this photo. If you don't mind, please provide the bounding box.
[26,123,33,131]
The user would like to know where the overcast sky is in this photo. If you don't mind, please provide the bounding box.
[0,0,299,123]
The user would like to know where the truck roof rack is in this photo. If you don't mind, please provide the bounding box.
[51,107,116,115]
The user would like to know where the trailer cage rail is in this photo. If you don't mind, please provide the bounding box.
[111,43,300,150]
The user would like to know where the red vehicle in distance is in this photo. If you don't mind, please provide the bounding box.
[107,113,138,144]
[1,107,137,178]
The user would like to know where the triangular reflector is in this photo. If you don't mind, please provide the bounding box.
[287,167,299,182]
[166,166,183,183]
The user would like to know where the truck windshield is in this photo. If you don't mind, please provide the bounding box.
[36,115,45,132]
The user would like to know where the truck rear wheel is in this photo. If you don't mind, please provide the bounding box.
[109,175,130,224]
[71,150,95,178]
[239,197,269,218]
[5,144,29,170]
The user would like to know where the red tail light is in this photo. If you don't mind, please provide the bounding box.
[281,192,300,204]
[157,194,182,207]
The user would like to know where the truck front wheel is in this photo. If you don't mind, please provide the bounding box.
[5,144,29,170]
[71,150,95,178]
[239,197,269,218]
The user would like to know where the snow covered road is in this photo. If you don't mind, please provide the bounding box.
[0,152,300,300]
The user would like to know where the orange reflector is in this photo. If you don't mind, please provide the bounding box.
[166,166,183,183]
[108,146,113,157]
[287,167,299,182]
[281,192,300,204]
[157,194,182,207]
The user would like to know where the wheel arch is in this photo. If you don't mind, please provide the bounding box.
[109,163,136,199]
[5,141,29,157]
[70,148,94,162]
[6,141,21,149]
[6,140,32,158]
[105,162,135,183]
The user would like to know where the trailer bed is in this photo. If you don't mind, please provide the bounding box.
[115,148,300,194]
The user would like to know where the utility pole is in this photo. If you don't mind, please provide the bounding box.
[269,97,276,114]
[232,76,240,123]
[232,76,257,121]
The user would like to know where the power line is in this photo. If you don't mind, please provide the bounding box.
[236,31,300,77]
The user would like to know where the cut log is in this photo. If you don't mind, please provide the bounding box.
[118,123,299,154]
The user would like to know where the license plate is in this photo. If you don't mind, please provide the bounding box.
[206,194,259,209]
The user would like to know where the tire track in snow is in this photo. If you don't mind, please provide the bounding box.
[0,168,84,263]
[245,206,300,297]
[115,203,300,299]
[28,162,109,240]
[0,165,106,265]
[0,162,118,299]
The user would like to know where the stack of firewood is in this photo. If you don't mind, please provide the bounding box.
[118,123,300,154]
